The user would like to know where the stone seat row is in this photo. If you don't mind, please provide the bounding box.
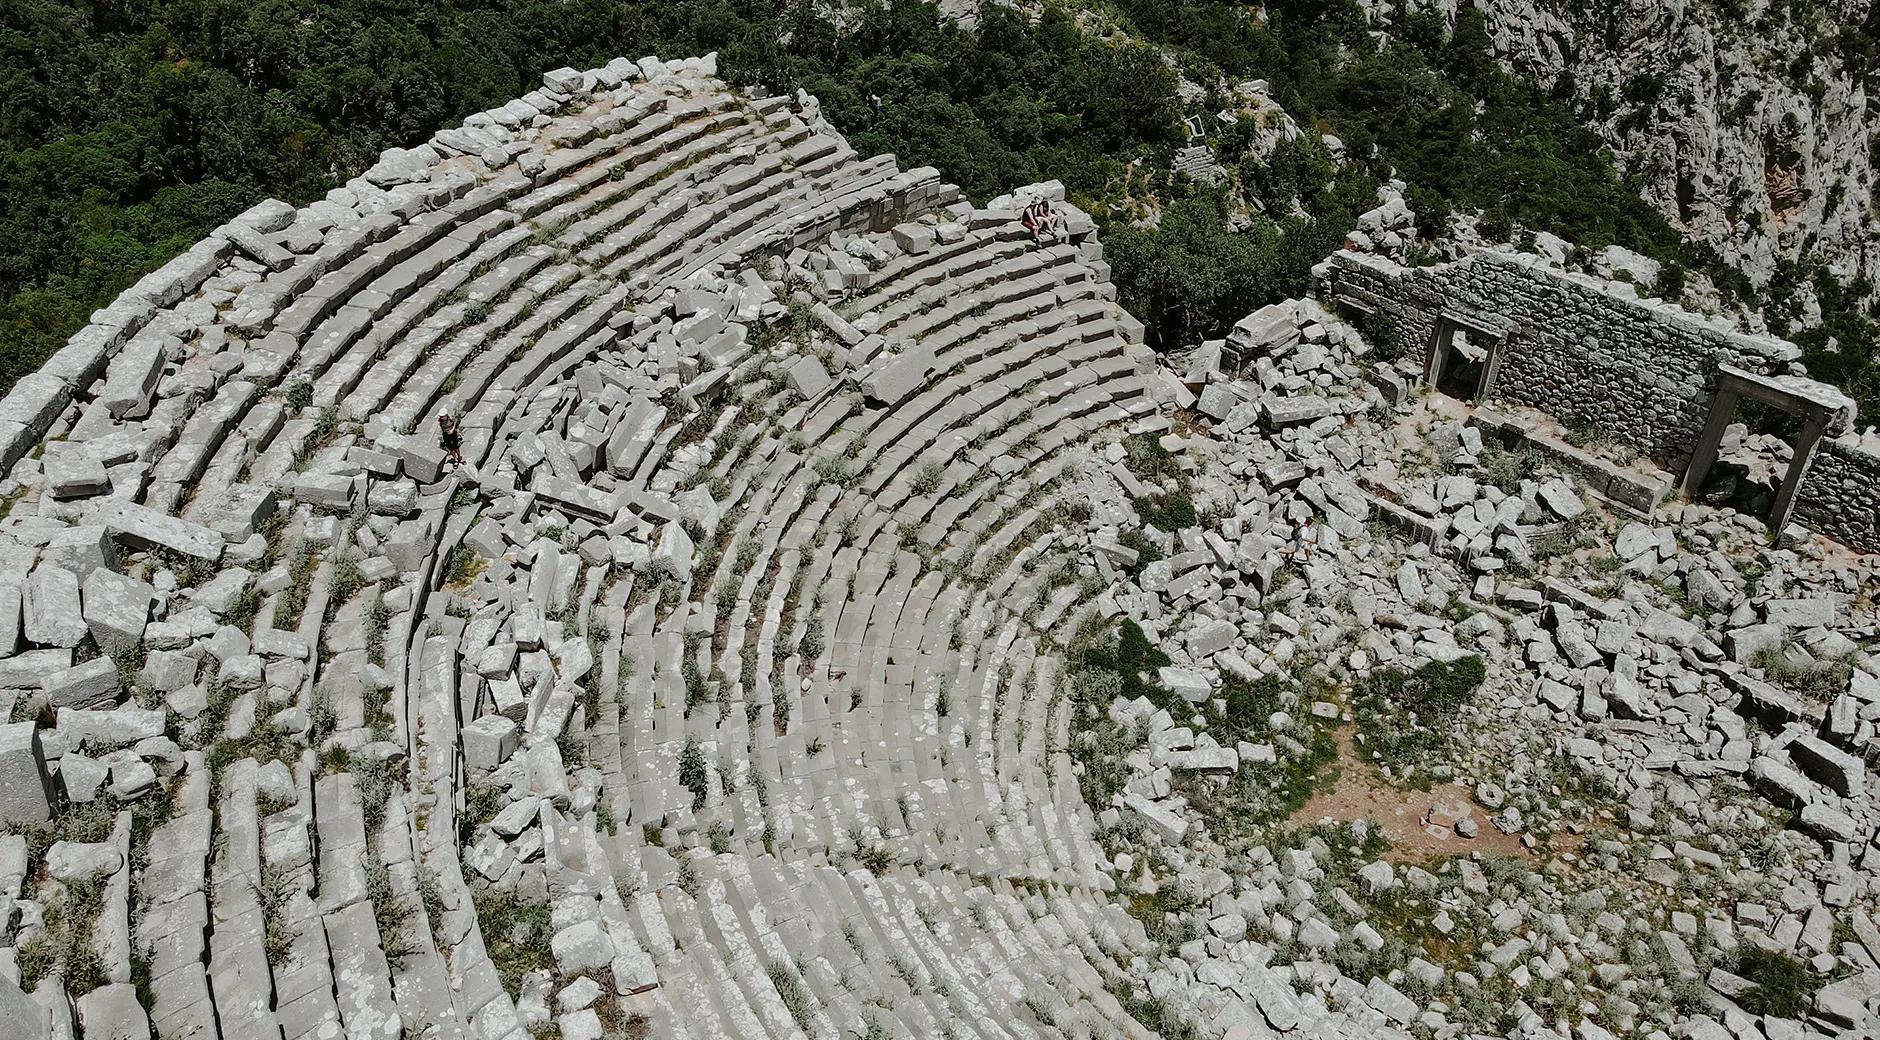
[605,847,1153,1040]
[129,79,870,535]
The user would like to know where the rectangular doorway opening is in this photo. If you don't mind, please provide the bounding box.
[1426,316,1500,402]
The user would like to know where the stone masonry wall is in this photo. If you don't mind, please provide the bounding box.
[1794,439,1880,553]
[1320,249,1880,554]
[1321,250,1798,467]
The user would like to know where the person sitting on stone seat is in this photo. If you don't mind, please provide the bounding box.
[1020,197,1060,242]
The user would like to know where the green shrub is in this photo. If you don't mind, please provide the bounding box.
[471,887,553,991]
[1752,645,1855,702]
[1476,444,1547,494]
[1733,946,1818,1018]
[224,584,263,636]
[1120,434,1181,483]
[766,961,816,1035]
[1353,308,1405,363]
[1216,673,1286,744]
[911,460,945,495]
[442,546,483,588]
[678,736,708,809]
[1353,655,1486,773]
[1075,620,1174,708]
[1134,494,1197,532]
[797,614,826,662]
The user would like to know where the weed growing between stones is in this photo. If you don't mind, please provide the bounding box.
[766,960,816,1033]
[15,876,107,993]
[1134,492,1198,532]
[442,545,485,588]
[1751,643,1856,702]
[473,886,555,992]
[1732,946,1820,1018]
[679,736,708,809]
[1073,618,1173,707]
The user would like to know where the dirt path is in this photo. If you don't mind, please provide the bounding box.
[1288,728,1534,864]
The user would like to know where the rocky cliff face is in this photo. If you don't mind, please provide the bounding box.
[1369,0,1877,298]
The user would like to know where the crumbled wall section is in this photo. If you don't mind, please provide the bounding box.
[1321,249,1880,554]
[1794,439,1880,552]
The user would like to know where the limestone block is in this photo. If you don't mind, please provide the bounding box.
[26,566,87,648]
[786,354,833,399]
[887,222,933,256]
[376,429,448,483]
[542,67,583,93]
[1726,622,1785,665]
[44,454,111,499]
[552,919,615,974]
[60,752,109,803]
[194,482,277,542]
[97,503,224,563]
[1187,619,1237,657]
[860,341,937,407]
[1800,801,1858,842]
[464,714,520,771]
[82,569,155,650]
[1163,747,1238,772]
[1765,598,1836,628]
[652,522,693,583]
[1749,755,1815,810]
[1157,666,1211,704]
[60,708,166,750]
[1788,734,1865,797]
[605,400,664,479]
[0,723,55,827]
[294,472,355,510]
[105,751,156,800]
[1122,793,1187,844]
[42,524,119,579]
[1196,383,1237,421]
[253,628,309,660]
[45,841,122,884]
[1262,395,1336,428]
[45,657,122,709]
[0,648,68,692]
[532,472,619,524]
[0,972,47,1040]
[102,336,166,419]
[0,374,71,443]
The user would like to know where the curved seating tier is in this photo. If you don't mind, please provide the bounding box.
[0,55,1177,1040]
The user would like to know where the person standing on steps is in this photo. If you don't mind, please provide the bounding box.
[1293,516,1318,562]
[438,410,465,469]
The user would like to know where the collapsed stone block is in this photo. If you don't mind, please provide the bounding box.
[464,714,521,770]
[82,568,155,651]
[25,566,87,649]
[0,722,55,827]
